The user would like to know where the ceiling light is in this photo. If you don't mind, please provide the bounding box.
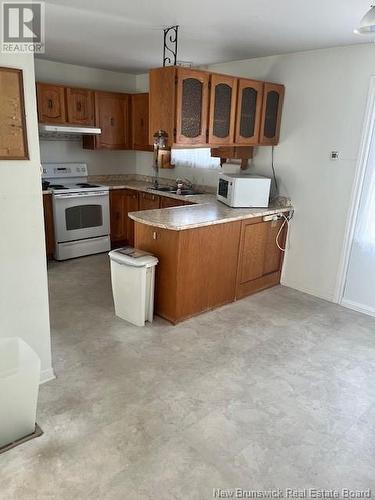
[355,5,375,34]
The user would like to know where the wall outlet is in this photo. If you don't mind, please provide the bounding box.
[330,151,340,160]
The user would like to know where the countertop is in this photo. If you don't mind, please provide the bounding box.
[116,181,292,231]
[43,179,292,230]
[129,201,291,231]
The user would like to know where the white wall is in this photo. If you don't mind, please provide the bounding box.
[136,44,375,302]
[35,59,137,175]
[0,54,53,382]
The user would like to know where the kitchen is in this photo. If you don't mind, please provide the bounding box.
[38,62,292,324]
[1,1,375,498]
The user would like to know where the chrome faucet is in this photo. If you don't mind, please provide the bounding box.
[175,177,193,189]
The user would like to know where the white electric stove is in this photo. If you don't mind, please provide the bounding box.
[42,163,110,261]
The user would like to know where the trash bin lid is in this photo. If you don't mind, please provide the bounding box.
[109,247,158,268]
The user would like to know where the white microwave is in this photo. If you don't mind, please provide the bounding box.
[217,173,271,208]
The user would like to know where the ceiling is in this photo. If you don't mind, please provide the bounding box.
[38,0,373,74]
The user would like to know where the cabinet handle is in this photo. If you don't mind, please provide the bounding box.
[77,102,82,112]
[110,117,115,126]
[47,99,53,109]
[153,231,159,240]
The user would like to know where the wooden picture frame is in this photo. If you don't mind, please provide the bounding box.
[0,67,29,160]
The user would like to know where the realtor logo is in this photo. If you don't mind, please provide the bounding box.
[2,1,45,53]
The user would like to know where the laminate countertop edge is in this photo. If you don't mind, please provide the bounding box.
[129,204,292,231]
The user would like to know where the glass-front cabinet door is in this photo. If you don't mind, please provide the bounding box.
[235,79,264,145]
[259,83,285,145]
[208,74,237,145]
[175,68,209,145]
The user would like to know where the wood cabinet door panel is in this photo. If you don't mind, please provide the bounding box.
[139,192,160,210]
[176,68,209,145]
[259,83,285,145]
[37,83,66,124]
[206,222,241,308]
[263,219,285,275]
[0,68,28,159]
[149,67,176,146]
[131,93,152,151]
[235,79,264,145]
[125,190,139,246]
[160,197,185,208]
[238,221,268,283]
[95,92,130,149]
[134,223,179,322]
[110,189,139,245]
[66,87,94,125]
[43,193,55,258]
[110,190,126,242]
[208,74,237,145]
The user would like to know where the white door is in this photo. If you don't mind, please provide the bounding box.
[343,129,375,316]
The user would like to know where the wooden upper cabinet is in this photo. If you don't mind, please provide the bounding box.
[92,91,130,150]
[131,93,152,151]
[149,67,284,147]
[259,83,285,145]
[36,83,66,124]
[0,67,28,160]
[149,66,176,146]
[66,87,94,126]
[208,74,237,145]
[235,79,264,145]
[176,68,209,145]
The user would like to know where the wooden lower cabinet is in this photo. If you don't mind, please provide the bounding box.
[160,197,185,208]
[43,193,55,258]
[135,221,241,323]
[139,192,160,210]
[110,189,139,247]
[236,217,287,299]
[134,214,288,324]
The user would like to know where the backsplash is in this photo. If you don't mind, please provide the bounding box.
[39,139,136,176]
[134,151,248,188]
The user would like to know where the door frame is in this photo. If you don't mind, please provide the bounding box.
[335,75,375,305]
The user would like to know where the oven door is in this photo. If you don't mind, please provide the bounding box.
[53,191,110,243]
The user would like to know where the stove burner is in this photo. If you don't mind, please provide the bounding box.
[49,184,66,190]
[76,183,99,188]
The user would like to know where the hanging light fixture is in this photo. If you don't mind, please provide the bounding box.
[354,5,375,34]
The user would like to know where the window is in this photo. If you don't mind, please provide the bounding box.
[171,148,220,170]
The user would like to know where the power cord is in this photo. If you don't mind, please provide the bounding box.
[276,212,294,252]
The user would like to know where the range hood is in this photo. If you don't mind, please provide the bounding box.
[38,124,101,140]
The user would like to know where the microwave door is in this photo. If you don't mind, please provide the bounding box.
[218,178,229,198]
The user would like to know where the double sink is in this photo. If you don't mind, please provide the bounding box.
[150,186,202,196]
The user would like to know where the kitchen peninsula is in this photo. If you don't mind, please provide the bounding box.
[129,195,292,324]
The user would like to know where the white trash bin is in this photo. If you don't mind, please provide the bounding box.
[0,338,41,449]
[109,247,158,327]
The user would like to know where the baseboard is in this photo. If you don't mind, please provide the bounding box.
[280,278,336,303]
[341,299,375,318]
[40,367,56,385]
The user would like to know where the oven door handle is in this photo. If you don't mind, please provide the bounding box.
[54,191,109,199]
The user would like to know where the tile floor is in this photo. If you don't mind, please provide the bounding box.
[1,254,375,499]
